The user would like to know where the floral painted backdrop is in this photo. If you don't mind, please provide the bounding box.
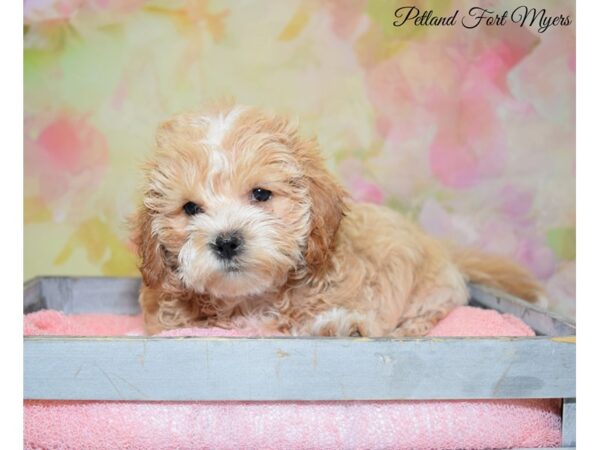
[24,0,576,318]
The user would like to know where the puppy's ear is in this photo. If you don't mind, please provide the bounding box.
[301,139,348,276]
[130,206,167,288]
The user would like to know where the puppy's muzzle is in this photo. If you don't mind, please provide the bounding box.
[210,231,244,261]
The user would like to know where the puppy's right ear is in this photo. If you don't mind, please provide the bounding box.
[299,138,348,277]
[130,206,167,288]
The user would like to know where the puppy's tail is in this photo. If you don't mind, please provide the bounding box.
[451,246,546,305]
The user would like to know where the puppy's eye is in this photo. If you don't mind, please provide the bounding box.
[183,201,203,216]
[251,188,272,202]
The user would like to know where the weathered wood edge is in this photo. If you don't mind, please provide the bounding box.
[469,283,576,336]
[23,277,44,314]
[24,335,575,401]
[36,276,142,315]
[562,397,576,447]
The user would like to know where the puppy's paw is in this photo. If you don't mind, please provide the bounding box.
[309,308,376,337]
[392,317,437,337]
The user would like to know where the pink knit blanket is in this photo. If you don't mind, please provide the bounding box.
[24,306,561,450]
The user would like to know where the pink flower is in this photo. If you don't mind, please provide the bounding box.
[24,0,84,24]
[25,112,109,218]
[350,179,385,204]
[339,158,385,204]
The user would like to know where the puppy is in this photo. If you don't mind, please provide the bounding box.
[131,103,544,336]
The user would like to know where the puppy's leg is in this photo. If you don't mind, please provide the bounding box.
[139,285,207,334]
[391,310,450,337]
[391,280,469,337]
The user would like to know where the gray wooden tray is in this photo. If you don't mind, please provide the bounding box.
[23,276,576,448]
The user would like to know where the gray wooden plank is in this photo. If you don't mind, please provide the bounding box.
[24,335,575,401]
[23,278,44,314]
[562,397,576,446]
[39,277,141,315]
[469,284,576,336]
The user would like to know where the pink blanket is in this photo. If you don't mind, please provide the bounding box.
[24,306,561,450]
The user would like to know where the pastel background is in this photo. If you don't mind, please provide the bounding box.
[24,0,576,319]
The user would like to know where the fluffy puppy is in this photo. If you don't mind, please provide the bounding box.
[131,104,544,336]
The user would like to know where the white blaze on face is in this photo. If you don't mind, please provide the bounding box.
[197,106,246,190]
[177,106,302,298]
[202,107,244,148]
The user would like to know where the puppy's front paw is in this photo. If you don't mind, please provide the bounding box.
[392,317,436,337]
[309,308,375,337]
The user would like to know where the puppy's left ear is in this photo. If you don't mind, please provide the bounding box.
[300,139,348,276]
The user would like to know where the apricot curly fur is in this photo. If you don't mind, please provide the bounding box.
[130,104,545,336]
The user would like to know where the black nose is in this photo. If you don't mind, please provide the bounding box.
[211,232,243,260]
